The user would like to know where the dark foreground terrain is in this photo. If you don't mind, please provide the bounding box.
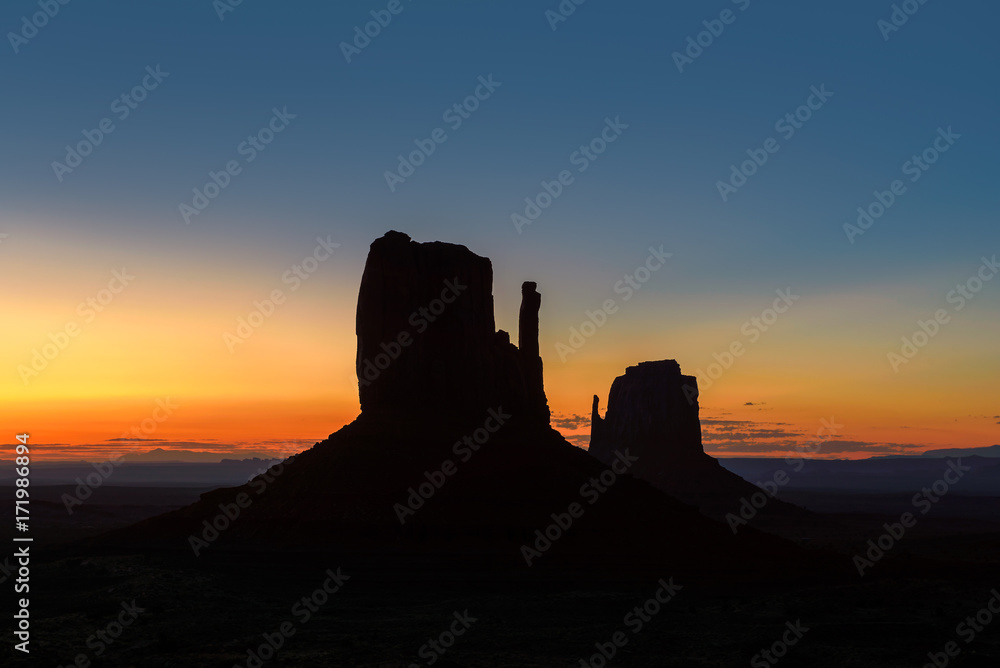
[5,551,1000,667]
[4,492,1000,667]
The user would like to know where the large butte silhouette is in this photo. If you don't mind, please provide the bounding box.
[106,232,831,579]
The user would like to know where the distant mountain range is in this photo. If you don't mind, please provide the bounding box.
[912,444,1000,458]
[721,455,1000,495]
[121,447,281,463]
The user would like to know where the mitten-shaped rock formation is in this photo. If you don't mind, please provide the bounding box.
[589,359,812,526]
[356,231,549,426]
[589,360,703,464]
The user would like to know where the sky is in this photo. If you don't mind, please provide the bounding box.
[2,0,998,460]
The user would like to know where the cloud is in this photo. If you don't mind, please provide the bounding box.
[566,411,930,459]
[7,442,69,447]
[699,413,926,458]
[552,413,591,430]
[707,440,799,454]
[32,440,311,462]
[743,401,766,406]
[707,439,923,457]
[805,440,921,455]
[702,429,805,442]
[701,416,805,444]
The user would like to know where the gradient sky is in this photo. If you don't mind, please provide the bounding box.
[2,0,998,460]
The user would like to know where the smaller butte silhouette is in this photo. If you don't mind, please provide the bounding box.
[589,360,813,528]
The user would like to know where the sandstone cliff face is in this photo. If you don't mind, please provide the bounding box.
[589,360,703,466]
[356,231,549,426]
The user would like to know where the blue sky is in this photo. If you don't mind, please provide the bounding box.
[3,0,997,293]
[2,0,998,455]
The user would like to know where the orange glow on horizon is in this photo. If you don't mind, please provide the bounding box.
[3,225,997,462]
